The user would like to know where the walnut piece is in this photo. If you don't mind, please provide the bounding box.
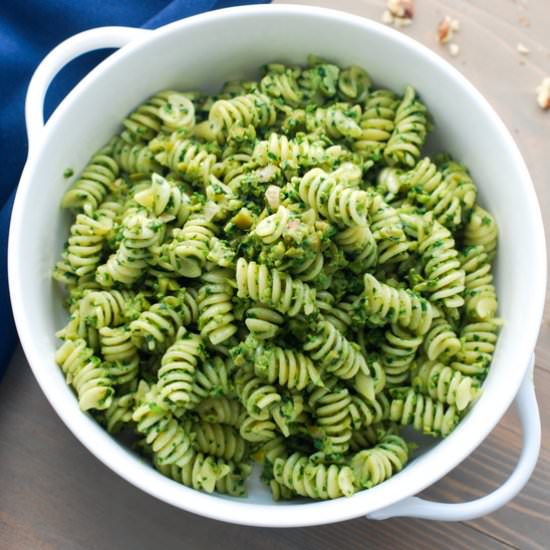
[516,42,530,55]
[437,15,460,44]
[448,43,460,57]
[536,78,550,110]
[387,0,414,18]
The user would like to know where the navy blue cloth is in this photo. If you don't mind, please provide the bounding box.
[0,0,269,378]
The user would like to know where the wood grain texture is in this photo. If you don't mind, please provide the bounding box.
[1,1,549,549]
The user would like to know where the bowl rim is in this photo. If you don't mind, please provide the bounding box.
[8,3,547,527]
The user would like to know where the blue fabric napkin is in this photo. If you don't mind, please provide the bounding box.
[0,0,270,379]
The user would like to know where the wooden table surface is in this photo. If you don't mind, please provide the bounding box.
[2,1,549,549]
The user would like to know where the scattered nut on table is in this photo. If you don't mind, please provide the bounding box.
[381,0,414,28]
[536,78,550,110]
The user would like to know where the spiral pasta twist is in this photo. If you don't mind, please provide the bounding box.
[273,453,356,499]
[464,205,498,261]
[338,65,370,102]
[384,86,429,167]
[308,384,352,456]
[99,326,139,385]
[110,137,161,176]
[354,90,399,158]
[190,420,248,462]
[100,392,135,433]
[414,218,465,309]
[61,154,119,214]
[380,324,423,386]
[154,452,235,494]
[335,224,378,270]
[122,90,195,141]
[316,292,355,334]
[156,329,204,408]
[59,210,113,280]
[304,320,369,381]
[413,360,479,411]
[305,104,363,139]
[235,258,317,317]
[133,173,191,226]
[252,133,347,171]
[349,392,390,430]
[79,289,137,331]
[460,245,498,322]
[130,295,183,353]
[349,421,397,451]
[208,92,276,134]
[96,209,164,287]
[197,268,238,345]
[150,132,217,185]
[244,305,284,339]
[451,319,501,376]
[359,274,434,335]
[423,317,461,361]
[297,168,370,227]
[196,396,244,427]
[153,214,216,278]
[240,415,279,443]
[368,193,411,264]
[132,383,195,466]
[389,387,458,436]
[252,340,322,391]
[234,370,282,420]
[260,64,303,107]
[192,356,233,402]
[55,339,114,411]
[351,434,409,488]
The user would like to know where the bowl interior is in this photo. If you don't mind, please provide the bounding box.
[10,5,546,526]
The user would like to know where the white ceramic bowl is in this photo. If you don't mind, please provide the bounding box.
[9,5,546,527]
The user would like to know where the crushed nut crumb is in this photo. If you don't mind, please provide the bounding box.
[387,0,414,18]
[536,77,550,110]
[382,0,414,28]
[518,15,531,27]
[517,43,530,55]
[449,43,460,57]
[437,15,460,44]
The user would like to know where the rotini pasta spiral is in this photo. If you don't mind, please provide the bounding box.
[379,324,423,386]
[305,104,363,139]
[354,90,399,159]
[55,339,114,411]
[389,387,458,436]
[154,213,216,278]
[234,369,282,421]
[260,64,303,107]
[304,320,369,380]
[349,392,390,430]
[150,132,217,185]
[413,360,479,411]
[99,392,136,433]
[415,217,465,309]
[197,268,238,345]
[464,205,498,261]
[384,86,429,167]
[235,258,317,317]
[156,329,204,408]
[335,224,378,271]
[273,453,356,499]
[190,420,248,462]
[99,326,139,385]
[359,273,434,335]
[244,305,284,339]
[196,396,243,427]
[338,65,370,102]
[422,317,461,361]
[61,154,119,214]
[132,383,194,466]
[208,92,277,135]
[308,384,352,456]
[192,356,233,401]
[297,167,370,227]
[351,434,409,489]
[130,295,183,353]
[110,137,162,176]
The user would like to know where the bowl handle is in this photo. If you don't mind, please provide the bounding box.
[25,26,151,151]
[368,354,540,521]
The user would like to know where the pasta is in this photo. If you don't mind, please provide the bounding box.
[53,56,501,502]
